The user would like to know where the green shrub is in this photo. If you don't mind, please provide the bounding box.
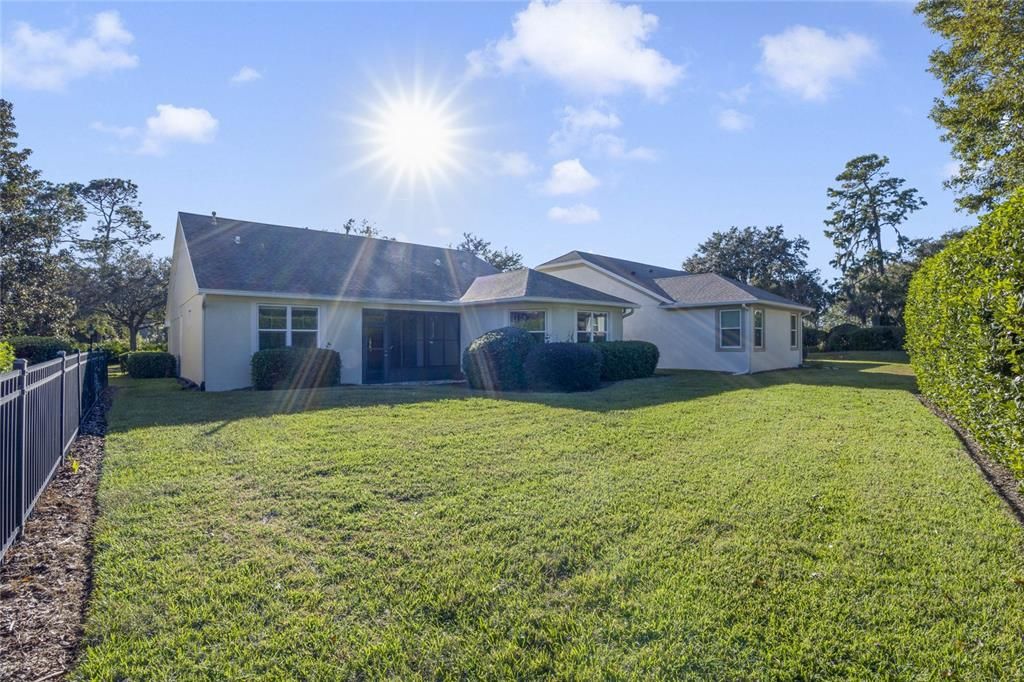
[906,189,1024,479]
[594,341,659,381]
[802,326,825,351]
[5,336,76,364]
[251,347,341,391]
[822,323,861,352]
[93,339,130,367]
[0,341,14,372]
[122,351,177,379]
[847,326,904,351]
[462,327,536,391]
[525,342,602,392]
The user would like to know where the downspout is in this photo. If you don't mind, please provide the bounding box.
[743,303,752,375]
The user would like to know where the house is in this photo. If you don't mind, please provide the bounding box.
[536,251,813,374]
[166,212,636,390]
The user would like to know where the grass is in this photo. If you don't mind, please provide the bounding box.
[76,354,1024,679]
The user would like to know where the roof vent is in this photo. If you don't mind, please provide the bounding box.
[630,270,636,275]
[233,236,241,245]
[434,258,442,267]
[211,211,217,225]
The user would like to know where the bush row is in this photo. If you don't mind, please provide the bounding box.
[905,189,1024,479]
[825,325,905,352]
[462,327,658,392]
[251,347,341,391]
[0,341,13,373]
[3,336,77,364]
[122,351,177,379]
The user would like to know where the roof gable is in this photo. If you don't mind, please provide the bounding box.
[538,250,686,300]
[460,268,634,306]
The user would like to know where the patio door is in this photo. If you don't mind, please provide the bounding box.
[362,309,461,383]
[362,310,387,383]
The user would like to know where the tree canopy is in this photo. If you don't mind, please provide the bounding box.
[682,225,827,313]
[456,232,525,272]
[917,0,1024,213]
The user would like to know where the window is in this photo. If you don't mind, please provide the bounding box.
[258,305,319,351]
[719,309,742,349]
[510,311,546,341]
[425,312,460,367]
[790,313,799,349]
[576,311,608,343]
[753,308,765,350]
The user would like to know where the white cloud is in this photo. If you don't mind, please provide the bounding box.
[717,109,753,132]
[491,151,537,176]
[139,104,219,155]
[230,66,262,84]
[0,10,138,91]
[548,203,601,224]
[544,159,599,195]
[759,25,876,101]
[719,83,752,104]
[549,105,655,161]
[466,0,683,99]
[90,121,137,139]
[590,133,657,160]
[433,226,454,237]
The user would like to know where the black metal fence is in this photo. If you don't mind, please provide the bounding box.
[1,351,107,561]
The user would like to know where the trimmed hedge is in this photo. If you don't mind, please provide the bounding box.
[0,341,13,373]
[5,336,76,364]
[251,347,341,391]
[905,189,1024,479]
[848,326,904,351]
[462,327,536,391]
[93,339,131,367]
[122,351,177,379]
[823,324,904,352]
[594,341,659,381]
[525,342,602,392]
[802,326,825,351]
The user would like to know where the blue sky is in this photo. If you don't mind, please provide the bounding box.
[2,1,964,278]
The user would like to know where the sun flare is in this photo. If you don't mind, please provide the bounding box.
[353,79,469,196]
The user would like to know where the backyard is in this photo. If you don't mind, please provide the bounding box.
[76,353,1024,678]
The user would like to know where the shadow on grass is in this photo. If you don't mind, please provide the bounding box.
[106,353,917,433]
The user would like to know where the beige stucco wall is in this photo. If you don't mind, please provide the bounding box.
[198,295,625,391]
[166,222,205,385]
[750,306,802,373]
[539,261,802,373]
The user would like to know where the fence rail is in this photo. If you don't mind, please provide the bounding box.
[1,351,107,561]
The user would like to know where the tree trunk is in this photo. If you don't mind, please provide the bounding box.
[129,325,139,351]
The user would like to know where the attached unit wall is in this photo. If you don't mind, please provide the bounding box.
[540,262,802,373]
[166,222,205,386]
[199,295,626,391]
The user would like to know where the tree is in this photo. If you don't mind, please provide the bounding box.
[824,154,925,324]
[455,232,524,272]
[71,178,159,267]
[0,99,82,336]
[682,225,828,314]
[917,0,1024,213]
[96,249,170,350]
[342,218,393,240]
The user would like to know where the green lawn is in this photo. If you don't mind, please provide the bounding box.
[77,355,1024,679]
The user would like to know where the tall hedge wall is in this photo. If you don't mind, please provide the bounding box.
[905,190,1024,479]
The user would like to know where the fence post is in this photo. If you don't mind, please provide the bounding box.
[57,351,67,463]
[77,350,83,426]
[14,359,27,537]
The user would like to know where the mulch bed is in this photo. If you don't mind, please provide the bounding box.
[0,388,113,682]
[917,394,1024,528]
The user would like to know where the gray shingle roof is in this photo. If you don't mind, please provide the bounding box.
[179,212,498,301]
[654,273,807,307]
[459,268,634,306]
[538,250,809,309]
[537,250,686,300]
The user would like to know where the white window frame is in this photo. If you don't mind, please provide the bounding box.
[789,313,800,350]
[753,307,765,351]
[508,309,547,342]
[717,308,743,351]
[576,310,609,343]
[256,304,321,352]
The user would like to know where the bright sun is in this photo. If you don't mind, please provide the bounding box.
[354,80,469,195]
